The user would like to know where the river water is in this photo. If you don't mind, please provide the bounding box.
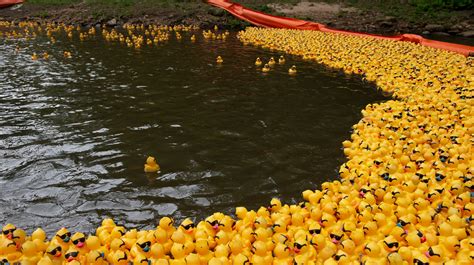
[0,27,385,233]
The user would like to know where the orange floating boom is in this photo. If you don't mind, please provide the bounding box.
[0,0,23,9]
[207,0,474,57]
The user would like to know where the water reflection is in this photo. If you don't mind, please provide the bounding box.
[0,29,385,233]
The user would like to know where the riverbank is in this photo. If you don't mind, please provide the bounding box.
[0,0,473,37]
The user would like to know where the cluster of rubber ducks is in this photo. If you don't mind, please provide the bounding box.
[255,56,297,74]
[2,20,473,263]
[0,21,201,51]
[214,55,297,74]
[0,21,38,40]
[237,27,473,263]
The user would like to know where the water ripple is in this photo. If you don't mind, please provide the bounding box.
[0,29,385,233]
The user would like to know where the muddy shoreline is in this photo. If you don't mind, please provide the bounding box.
[1,2,473,37]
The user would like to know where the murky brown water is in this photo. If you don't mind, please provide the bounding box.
[0,27,386,233]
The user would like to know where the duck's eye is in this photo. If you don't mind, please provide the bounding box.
[294,243,305,249]
[58,232,70,240]
[385,241,399,248]
[428,247,440,257]
[95,252,105,261]
[72,237,85,245]
[334,254,346,261]
[138,241,151,248]
[118,253,127,261]
[2,229,15,235]
[65,252,79,259]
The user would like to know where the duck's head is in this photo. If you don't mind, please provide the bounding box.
[55,227,71,243]
[46,244,62,259]
[2,224,16,240]
[71,232,86,248]
[180,218,195,234]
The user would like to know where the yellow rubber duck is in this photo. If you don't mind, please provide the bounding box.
[255,57,262,66]
[144,156,160,173]
[43,52,49,60]
[63,51,72,58]
[268,57,276,66]
[190,35,196,42]
[216,56,223,64]
[288,65,297,75]
[31,53,38,60]
[278,55,285,64]
[262,63,270,73]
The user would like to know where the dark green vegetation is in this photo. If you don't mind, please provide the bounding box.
[338,0,473,24]
[3,1,473,35]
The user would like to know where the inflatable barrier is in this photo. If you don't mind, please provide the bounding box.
[207,0,474,56]
[0,0,23,9]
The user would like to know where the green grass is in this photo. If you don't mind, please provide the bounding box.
[22,0,473,27]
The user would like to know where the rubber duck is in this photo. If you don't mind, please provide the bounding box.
[149,243,167,263]
[278,55,285,64]
[86,250,107,265]
[45,244,63,265]
[144,156,160,173]
[31,53,38,60]
[272,243,292,265]
[262,63,270,73]
[133,253,151,265]
[111,250,129,265]
[51,228,71,251]
[255,57,262,66]
[70,232,88,255]
[293,236,315,264]
[216,56,223,64]
[0,225,12,239]
[43,52,49,60]
[130,236,152,259]
[21,240,41,264]
[232,253,250,265]
[190,35,196,42]
[268,57,276,66]
[195,239,213,264]
[288,65,297,75]
[96,219,116,235]
[64,246,86,264]
[185,253,200,265]
[158,216,175,235]
[63,51,72,58]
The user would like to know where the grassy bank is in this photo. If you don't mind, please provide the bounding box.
[2,0,473,35]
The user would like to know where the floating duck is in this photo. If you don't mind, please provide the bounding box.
[278,55,285,64]
[43,52,49,60]
[144,156,160,173]
[216,56,223,64]
[255,57,262,66]
[262,63,270,73]
[63,51,72,58]
[31,53,38,60]
[288,65,297,74]
[268,57,276,66]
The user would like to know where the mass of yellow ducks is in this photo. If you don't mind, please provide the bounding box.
[1,20,474,264]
